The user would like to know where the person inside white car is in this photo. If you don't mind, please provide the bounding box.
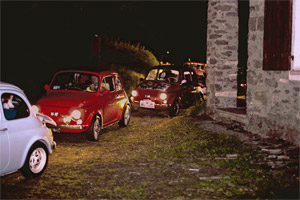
[2,94,14,109]
[2,94,16,120]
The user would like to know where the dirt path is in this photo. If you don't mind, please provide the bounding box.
[1,109,298,199]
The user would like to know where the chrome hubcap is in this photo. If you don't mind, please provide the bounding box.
[29,147,47,174]
[93,118,101,139]
[124,105,131,125]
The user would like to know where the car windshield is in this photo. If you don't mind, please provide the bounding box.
[50,72,99,93]
[146,69,180,83]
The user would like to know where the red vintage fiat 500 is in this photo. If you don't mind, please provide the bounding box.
[33,69,131,141]
[130,66,204,117]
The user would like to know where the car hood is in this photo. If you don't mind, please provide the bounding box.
[138,80,179,92]
[38,91,97,108]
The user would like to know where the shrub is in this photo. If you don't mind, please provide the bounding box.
[100,38,159,73]
[104,64,145,96]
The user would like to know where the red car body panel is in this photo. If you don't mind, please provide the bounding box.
[183,61,207,78]
[131,80,182,110]
[130,66,202,113]
[36,69,129,133]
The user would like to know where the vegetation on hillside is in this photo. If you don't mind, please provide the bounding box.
[99,38,159,73]
[91,37,159,95]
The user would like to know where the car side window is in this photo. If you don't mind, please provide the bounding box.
[191,71,198,83]
[1,93,30,120]
[100,76,115,93]
[183,71,192,82]
[115,76,123,91]
[146,69,158,80]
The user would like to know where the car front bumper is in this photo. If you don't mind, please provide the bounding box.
[131,100,170,110]
[51,124,88,133]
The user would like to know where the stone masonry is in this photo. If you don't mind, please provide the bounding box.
[246,0,299,145]
[206,0,239,112]
[206,0,300,145]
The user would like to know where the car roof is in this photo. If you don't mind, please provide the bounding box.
[0,81,24,94]
[55,68,118,76]
[150,65,194,71]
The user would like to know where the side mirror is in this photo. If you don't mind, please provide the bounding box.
[44,84,50,91]
[102,90,110,95]
[181,80,187,85]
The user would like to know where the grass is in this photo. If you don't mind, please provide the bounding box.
[1,109,296,199]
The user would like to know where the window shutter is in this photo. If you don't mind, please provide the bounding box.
[263,0,292,71]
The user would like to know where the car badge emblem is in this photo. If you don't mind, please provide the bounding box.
[51,111,59,117]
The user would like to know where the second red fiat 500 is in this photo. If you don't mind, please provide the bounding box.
[130,66,204,117]
[34,69,131,141]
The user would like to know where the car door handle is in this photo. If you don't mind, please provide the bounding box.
[0,128,8,131]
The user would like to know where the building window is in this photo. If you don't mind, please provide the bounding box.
[263,0,292,71]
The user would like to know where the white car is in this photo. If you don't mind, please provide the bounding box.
[0,81,55,178]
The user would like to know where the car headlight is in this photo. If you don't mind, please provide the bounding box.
[131,90,138,97]
[32,105,39,114]
[63,116,72,124]
[71,110,81,120]
[160,93,167,100]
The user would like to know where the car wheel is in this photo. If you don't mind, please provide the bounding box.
[20,142,48,178]
[169,99,180,117]
[119,104,131,127]
[195,93,204,106]
[86,116,101,141]
[199,93,204,104]
[132,106,139,112]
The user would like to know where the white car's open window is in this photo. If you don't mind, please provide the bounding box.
[1,93,29,120]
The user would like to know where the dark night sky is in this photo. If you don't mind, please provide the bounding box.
[1,1,207,99]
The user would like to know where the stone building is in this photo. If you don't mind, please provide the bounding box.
[206,0,299,145]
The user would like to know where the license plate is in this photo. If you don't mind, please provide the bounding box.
[140,99,155,109]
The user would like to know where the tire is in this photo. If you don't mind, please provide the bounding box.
[169,99,180,117]
[20,142,48,178]
[132,106,139,112]
[86,116,101,141]
[195,93,204,106]
[199,93,204,104]
[118,104,131,127]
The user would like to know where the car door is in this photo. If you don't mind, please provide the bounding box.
[114,75,126,120]
[0,92,9,173]
[100,76,117,126]
[182,70,195,104]
[0,92,31,174]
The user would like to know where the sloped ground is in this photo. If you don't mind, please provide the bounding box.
[1,108,299,199]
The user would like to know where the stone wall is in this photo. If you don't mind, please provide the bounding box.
[206,0,239,114]
[246,0,300,145]
[206,0,300,145]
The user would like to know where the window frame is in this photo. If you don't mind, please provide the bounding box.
[114,75,123,92]
[100,76,115,93]
[1,92,30,121]
[290,0,300,80]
